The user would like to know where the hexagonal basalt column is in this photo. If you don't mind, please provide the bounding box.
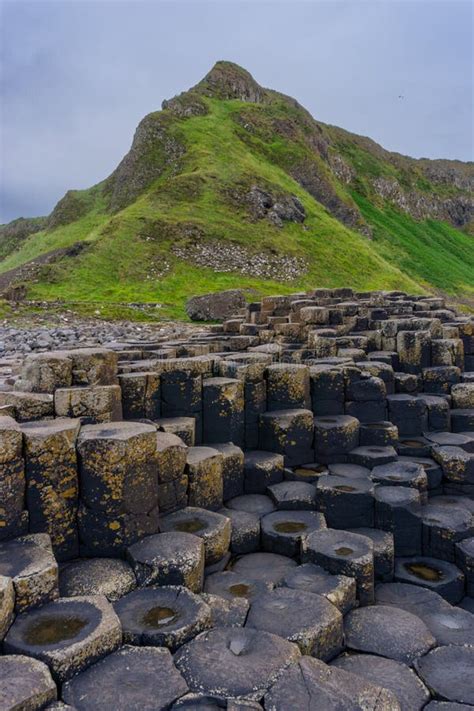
[418,503,474,563]
[155,432,188,514]
[347,527,394,581]
[0,391,54,422]
[202,377,244,447]
[160,507,231,565]
[394,556,465,603]
[245,587,343,660]
[219,507,260,556]
[4,595,122,683]
[414,646,474,706]
[387,394,427,437]
[118,371,161,420]
[16,351,73,393]
[200,592,249,628]
[263,656,400,711]
[314,415,360,464]
[259,409,314,467]
[230,552,297,586]
[316,475,375,528]
[127,532,205,592]
[114,585,211,650]
[21,418,81,561]
[185,447,224,511]
[397,330,431,374]
[59,558,136,601]
[456,536,474,596]
[77,422,159,555]
[204,569,273,603]
[212,443,245,501]
[266,364,310,411]
[0,416,27,542]
[267,480,317,510]
[174,627,300,702]
[309,364,344,416]
[54,385,123,424]
[160,360,206,443]
[261,510,326,557]
[62,645,189,711]
[243,451,284,494]
[67,348,118,387]
[302,528,375,605]
[370,461,428,502]
[331,653,430,711]
[0,655,57,711]
[282,563,356,614]
[0,534,58,613]
[344,605,435,665]
[374,486,422,557]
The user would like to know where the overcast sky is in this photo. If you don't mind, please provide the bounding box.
[1,0,472,224]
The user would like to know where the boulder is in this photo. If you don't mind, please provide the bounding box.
[186,290,246,322]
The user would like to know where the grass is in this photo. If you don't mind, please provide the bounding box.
[353,193,474,297]
[1,92,471,321]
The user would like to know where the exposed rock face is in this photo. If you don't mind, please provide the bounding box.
[227,184,306,227]
[192,60,270,103]
[105,113,185,212]
[47,191,91,230]
[0,217,47,260]
[372,177,473,227]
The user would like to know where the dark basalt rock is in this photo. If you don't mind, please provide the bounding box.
[174,627,300,702]
[344,604,435,665]
[62,645,189,710]
[114,585,211,650]
[186,290,246,322]
[245,586,343,660]
[59,557,136,601]
[263,655,401,710]
[331,653,430,711]
[0,655,57,711]
[282,562,356,614]
[4,595,122,682]
[415,645,474,705]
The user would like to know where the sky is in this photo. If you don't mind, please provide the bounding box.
[0,0,472,224]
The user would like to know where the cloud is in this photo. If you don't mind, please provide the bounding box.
[1,0,472,223]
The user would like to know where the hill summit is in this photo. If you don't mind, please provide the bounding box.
[1,60,473,319]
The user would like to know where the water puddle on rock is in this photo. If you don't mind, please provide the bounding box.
[404,563,444,582]
[142,606,178,628]
[229,583,250,597]
[335,547,354,556]
[174,518,206,533]
[25,615,87,645]
[274,521,308,533]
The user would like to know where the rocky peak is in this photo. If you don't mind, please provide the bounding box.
[192,60,269,103]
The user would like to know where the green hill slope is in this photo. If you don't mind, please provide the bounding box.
[1,61,472,319]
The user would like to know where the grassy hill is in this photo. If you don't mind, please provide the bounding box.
[1,61,473,320]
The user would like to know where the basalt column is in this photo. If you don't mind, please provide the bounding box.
[0,416,27,541]
[21,418,81,560]
[77,421,159,556]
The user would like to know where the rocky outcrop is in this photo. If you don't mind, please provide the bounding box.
[47,191,92,230]
[0,217,47,260]
[105,113,185,212]
[192,60,270,103]
[185,289,246,321]
[372,177,474,227]
[225,183,306,227]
